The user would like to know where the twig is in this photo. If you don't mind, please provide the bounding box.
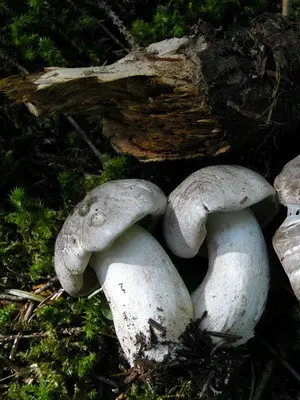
[148,318,167,335]
[6,289,45,303]
[0,327,82,342]
[23,301,36,321]
[123,370,139,384]
[205,330,242,341]
[227,100,281,126]
[0,49,29,75]
[253,359,275,400]
[1,328,116,342]
[266,96,279,125]
[259,337,300,383]
[0,384,9,389]
[266,60,281,125]
[0,294,26,303]
[33,276,58,294]
[9,332,22,360]
[1,333,51,341]
[65,115,105,163]
[110,370,133,378]
[248,362,256,400]
[7,278,59,359]
[198,370,215,398]
[6,267,29,282]
[0,353,19,370]
[247,127,276,161]
[96,375,119,388]
[49,288,64,301]
[89,0,139,50]
[100,24,130,53]
[190,320,212,348]
[9,301,35,360]
[210,339,227,355]
[26,294,56,323]
[27,288,65,323]
[0,373,16,383]
[88,287,103,299]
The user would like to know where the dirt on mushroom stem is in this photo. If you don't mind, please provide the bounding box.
[123,319,248,398]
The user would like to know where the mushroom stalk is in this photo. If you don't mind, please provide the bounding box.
[163,165,275,347]
[54,179,193,368]
[192,209,269,345]
[90,224,193,366]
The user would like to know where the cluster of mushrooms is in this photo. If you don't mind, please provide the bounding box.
[54,156,300,369]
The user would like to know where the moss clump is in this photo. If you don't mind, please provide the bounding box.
[5,187,58,280]
[3,296,115,400]
[131,0,280,45]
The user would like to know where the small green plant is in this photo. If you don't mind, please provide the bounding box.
[131,0,280,45]
[84,154,129,192]
[5,187,58,281]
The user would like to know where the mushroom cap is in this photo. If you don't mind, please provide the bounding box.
[55,179,167,295]
[55,265,100,297]
[274,155,300,206]
[273,216,300,300]
[163,165,278,258]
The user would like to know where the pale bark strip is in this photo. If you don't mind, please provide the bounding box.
[31,37,192,90]
[282,0,291,17]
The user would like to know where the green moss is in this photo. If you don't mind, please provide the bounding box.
[0,303,18,334]
[0,295,116,399]
[6,187,58,280]
[84,154,129,192]
[131,0,280,45]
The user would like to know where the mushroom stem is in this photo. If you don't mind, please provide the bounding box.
[191,208,269,346]
[90,224,193,367]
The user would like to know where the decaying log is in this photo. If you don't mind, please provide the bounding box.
[1,13,300,162]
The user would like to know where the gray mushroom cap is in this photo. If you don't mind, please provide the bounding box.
[273,218,300,299]
[55,179,167,296]
[272,155,300,300]
[274,154,300,207]
[163,165,278,258]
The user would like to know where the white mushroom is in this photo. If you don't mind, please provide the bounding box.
[273,155,300,300]
[163,165,278,345]
[192,208,269,345]
[55,179,193,367]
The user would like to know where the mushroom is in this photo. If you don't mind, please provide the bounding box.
[55,179,193,367]
[163,165,278,345]
[272,154,300,300]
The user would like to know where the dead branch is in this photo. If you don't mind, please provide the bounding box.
[1,14,300,162]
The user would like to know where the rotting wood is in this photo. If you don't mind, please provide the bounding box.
[1,14,300,162]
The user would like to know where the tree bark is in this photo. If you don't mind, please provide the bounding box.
[282,0,291,17]
[1,13,300,162]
